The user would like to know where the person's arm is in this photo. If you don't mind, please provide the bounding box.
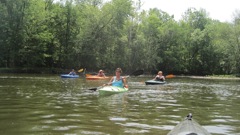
[104,77,113,86]
[122,77,128,88]
[153,75,158,80]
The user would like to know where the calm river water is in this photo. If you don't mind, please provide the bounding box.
[0,74,239,135]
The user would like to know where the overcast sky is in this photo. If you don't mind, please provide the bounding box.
[134,0,240,22]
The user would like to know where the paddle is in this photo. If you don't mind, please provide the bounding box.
[88,78,127,91]
[78,68,84,72]
[88,69,144,91]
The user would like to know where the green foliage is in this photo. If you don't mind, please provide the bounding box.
[0,0,239,75]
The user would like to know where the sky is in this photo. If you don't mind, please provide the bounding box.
[135,0,240,22]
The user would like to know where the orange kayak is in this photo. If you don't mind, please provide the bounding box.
[85,74,110,80]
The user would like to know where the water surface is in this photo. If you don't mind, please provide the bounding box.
[0,74,239,135]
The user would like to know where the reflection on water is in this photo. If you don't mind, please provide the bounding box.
[0,74,239,135]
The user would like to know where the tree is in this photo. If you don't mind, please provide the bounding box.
[0,0,26,67]
[180,8,213,75]
[231,10,240,74]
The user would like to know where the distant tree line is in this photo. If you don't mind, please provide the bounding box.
[0,0,240,75]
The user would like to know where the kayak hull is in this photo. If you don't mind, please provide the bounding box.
[168,117,211,135]
[145,80,166,85]
[98,86,128,95]
[86,76,110,80]
[85,74,110,80]
[61,74,79,78]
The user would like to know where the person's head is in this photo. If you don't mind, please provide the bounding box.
[115,68,122,74]
[72,69,75,71]
[158,71,163,75]
[99,70,103,73]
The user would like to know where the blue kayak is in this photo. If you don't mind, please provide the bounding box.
[60,74,79,78]
[145,80,166,85]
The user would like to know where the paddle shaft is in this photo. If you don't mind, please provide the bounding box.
[88,77,127,91]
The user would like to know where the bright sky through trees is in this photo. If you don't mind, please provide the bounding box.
[134,0,239,22]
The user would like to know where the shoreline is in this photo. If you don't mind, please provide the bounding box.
[1,68,239,80]
[187,76,240,80]
[137,75,240,80]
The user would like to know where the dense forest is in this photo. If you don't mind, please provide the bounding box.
[0,0,240,75]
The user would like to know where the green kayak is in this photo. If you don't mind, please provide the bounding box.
[98,86,128,95]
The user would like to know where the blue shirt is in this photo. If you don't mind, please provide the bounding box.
[112,76,123,87]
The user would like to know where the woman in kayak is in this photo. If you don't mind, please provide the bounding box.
[97,69,106,77]
[153,71,165,81]
[106,68,128,88]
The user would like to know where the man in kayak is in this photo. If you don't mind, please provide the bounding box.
[97,69,106,77]
[105,68,128,88]
[69,69,76,75]
[153,71,165,81]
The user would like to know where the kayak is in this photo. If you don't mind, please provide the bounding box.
[85,74,110,80]
[86,76,110,80]
[167,113,211,135]
[145,80,166,85]
[60,74,79,78]
[98,86,128,95]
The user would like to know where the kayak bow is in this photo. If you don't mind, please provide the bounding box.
[98,86,128,95]
[167,113,211,135]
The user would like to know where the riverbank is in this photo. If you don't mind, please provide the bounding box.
[138,74,240,80]
[1,68,240,80]
[0,68,71,74]
[187,75,240,80]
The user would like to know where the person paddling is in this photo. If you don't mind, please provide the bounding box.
[153,71,165,81]
[97,69,106,77]
[105,68,128,88]
[69,69,76,75]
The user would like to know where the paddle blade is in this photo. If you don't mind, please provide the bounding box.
[166,74,175,79]
[78,68,84,72]
[130,69,144,76]
[89,87,97,91]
